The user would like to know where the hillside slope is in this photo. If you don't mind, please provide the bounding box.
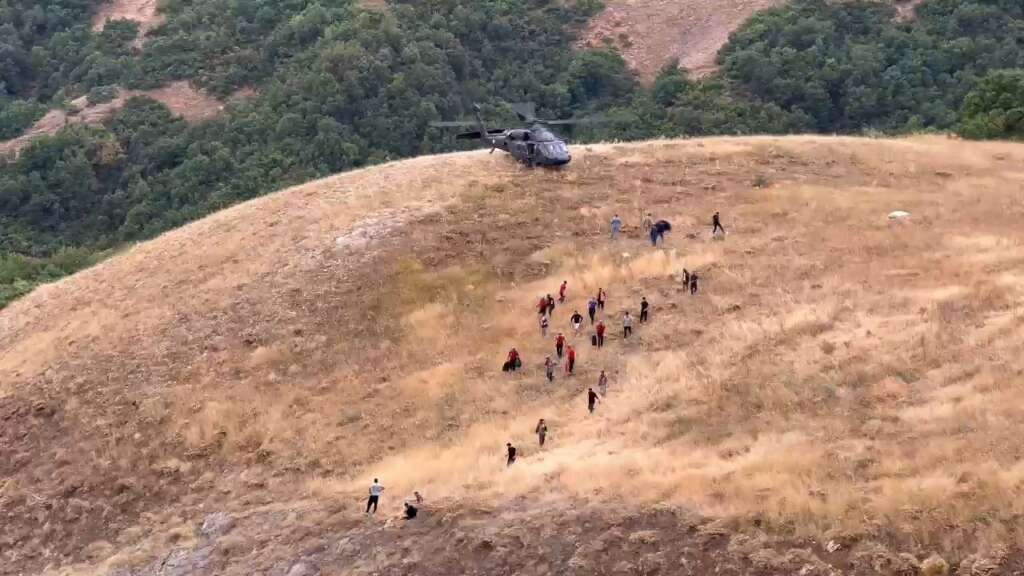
[581,0,926,81]
[3,136,1024,575]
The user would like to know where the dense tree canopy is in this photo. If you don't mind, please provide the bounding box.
[1,0,1024,306]
[958,69,1024,140]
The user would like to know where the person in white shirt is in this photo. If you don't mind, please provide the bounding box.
[366,478,384,514]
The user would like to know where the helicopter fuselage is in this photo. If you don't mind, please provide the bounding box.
[488,125,571,167]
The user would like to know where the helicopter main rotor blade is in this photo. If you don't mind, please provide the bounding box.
[539,114,607,125]
[429,121,480,127]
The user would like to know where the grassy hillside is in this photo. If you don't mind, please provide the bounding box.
[3,0,1024,311]
[3,136,1024,574]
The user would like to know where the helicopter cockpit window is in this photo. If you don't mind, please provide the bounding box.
[541,142,568,155]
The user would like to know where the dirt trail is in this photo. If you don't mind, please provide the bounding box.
[4,136,1024,575]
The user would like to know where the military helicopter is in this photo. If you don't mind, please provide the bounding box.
[430,103,600,167]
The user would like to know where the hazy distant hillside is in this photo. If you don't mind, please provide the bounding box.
[1,0,1023,309]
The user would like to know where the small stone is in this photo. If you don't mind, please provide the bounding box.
[920,555,949,576]
[287,562,316,576]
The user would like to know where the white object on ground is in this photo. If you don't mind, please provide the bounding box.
[888,210,911,220]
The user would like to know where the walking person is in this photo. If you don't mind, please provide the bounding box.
[597,370,608,396]
[506,348,521,372]
[649,225,660,247]
[537,295,548,316]
[565,345,576,375]
[545,355,555,382]
[587,297,598,324]
[682,269,690,288]
[712,212,725,236]
[366,478,385,514]
[558,281,567,304]
[623,311,633,338]
[535,419,548,447]
[506,443,517,467]
[596,288,606,311]
[555,332,565,359]
[595,320,606,348]
[642,212,654,234]
[640,297,650,323]
[610,214,622,240]
[587,388,600,414]
[570,310,584,335]
[546,294,556,316]
[539,314,549,337]
[690,272,699,295]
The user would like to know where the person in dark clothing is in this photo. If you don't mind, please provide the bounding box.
[559,281,567,303]
[404,502,418,519]
[712,212,725,236]
[596,288,606,310]
[595,320,606,347]
[587,297,598,324]
[565,345,576,375]
[587,388,600,413]
[536,419,548,447]
[546,294,556,316]
[690,272,699,295]
[650,220,671,246]
[682,269,690,288]
[506,443,517,466]
[570,310,584,334]
[537,296,548,316]
[555,332,565,359]
[640,297,649,323]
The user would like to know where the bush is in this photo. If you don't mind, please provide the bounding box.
[0,100,47,139]
[87,85,120,105]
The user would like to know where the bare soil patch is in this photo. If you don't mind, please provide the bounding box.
[92,0,163,40]
[580,0,785,82]
[0,83,248,158]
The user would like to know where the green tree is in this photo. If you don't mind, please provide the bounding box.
[958,69,1024,140]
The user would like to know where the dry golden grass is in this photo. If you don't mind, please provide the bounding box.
[5,135,1024,573]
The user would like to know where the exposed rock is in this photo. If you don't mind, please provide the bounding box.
[628,530,660,545]
[200,512,235,538]
[920,554,949,576]
[287,562,316,576]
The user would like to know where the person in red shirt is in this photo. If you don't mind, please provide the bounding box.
[555,332,565,359]
[537,296,548,316]
[595,320,606,348]
[558,280,567,303]
[506,348,521,372]
[565,345,576,375]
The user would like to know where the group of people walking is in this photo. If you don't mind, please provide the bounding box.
[367,209,728,517]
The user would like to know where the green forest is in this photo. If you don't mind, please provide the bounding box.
[1,0,1023,307]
